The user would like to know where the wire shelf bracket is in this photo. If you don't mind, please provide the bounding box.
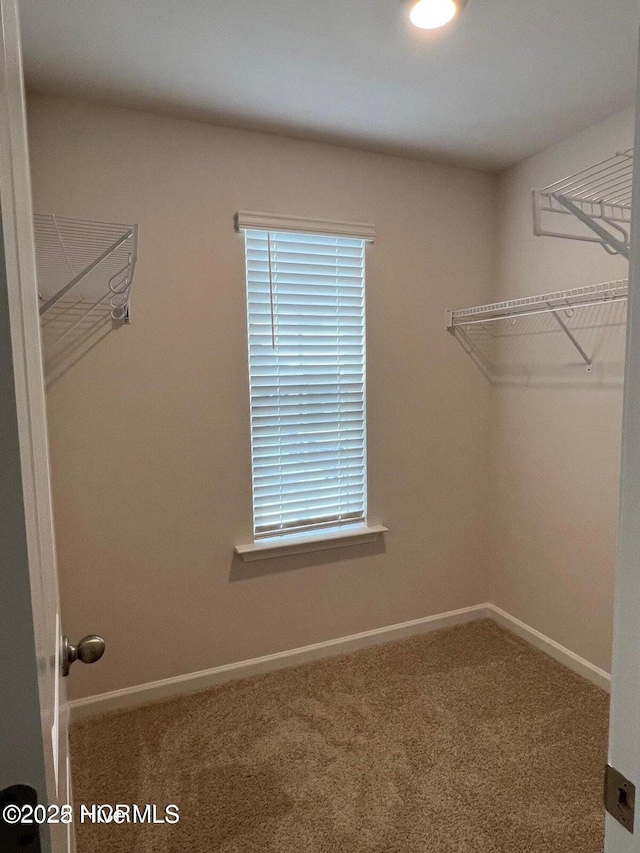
[532,150,633,259]
[34,214,138,358]
[446,279,629,375]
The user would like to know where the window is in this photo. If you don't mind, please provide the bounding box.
[237,213,374,541]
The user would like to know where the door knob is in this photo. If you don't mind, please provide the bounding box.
[62,634,105,677]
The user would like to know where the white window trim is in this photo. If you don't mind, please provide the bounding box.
[234,211,376,242]
[235,523,387,562]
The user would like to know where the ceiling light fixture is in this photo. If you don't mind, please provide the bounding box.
[408,0,468,30]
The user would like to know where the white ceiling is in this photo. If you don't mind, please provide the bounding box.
[18,0,640,171]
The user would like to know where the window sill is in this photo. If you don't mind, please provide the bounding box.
[234,524,388,562]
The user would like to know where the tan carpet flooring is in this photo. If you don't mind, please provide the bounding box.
[70,619,609,853]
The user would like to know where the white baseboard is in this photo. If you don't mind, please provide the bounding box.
[69,602,611,721]
[486,603,611,693]
[69,603,489,721]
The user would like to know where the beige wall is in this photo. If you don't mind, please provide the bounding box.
[27,94,495,700]
[489,107,634,672]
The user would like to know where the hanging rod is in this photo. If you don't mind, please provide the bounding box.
[532,150,633,259]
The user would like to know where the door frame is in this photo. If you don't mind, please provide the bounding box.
[603,26,640,853]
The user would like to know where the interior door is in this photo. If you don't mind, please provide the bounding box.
[604,25,640,853]
[0,0,72,851]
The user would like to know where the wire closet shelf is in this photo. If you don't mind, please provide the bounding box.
[532,149,633,259]
[446,280,629,374]
[35,214,138,357]
[447,281,629,328]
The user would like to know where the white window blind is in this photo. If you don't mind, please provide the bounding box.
[243,226,369,540]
